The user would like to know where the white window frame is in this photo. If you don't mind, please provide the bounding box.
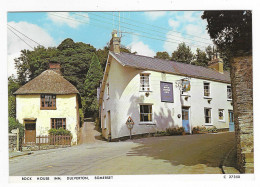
[203,82,210,98]
[103,115,107,129]
[204,108,212,125]
[139,104,153,124]
[140,73,150,92]
[218,109,225,122]
[227,85,232,100]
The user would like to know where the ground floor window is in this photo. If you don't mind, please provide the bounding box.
[204,108,211,124]
[140,104,152,122]
[51,118,66,129]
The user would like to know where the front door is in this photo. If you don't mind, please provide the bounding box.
[229,110,234,132]
[25,121,36,144]
[182,107,190,133]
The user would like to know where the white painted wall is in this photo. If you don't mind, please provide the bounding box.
[101,57,233,139]
[16,94,79,144]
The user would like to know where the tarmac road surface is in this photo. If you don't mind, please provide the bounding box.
[9,132,236,175]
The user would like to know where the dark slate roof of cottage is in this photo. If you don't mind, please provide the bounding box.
[14,70,79,95]
[110,51,231,83]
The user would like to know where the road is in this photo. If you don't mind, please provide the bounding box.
[9,132,236,175]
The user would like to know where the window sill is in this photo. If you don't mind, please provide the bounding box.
[139,90,152,92]
[204,124,213,126]
[203,97,212,99]
[139,122,156,125]
[40,107,57,110]
[218,120,226,123]
[181,94,190,97]
[227,99,232,101]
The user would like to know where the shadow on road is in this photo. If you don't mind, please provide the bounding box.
[126,132,237,168]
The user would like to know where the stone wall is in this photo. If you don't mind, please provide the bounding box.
[231,56,253,173]
[9,133,17,152]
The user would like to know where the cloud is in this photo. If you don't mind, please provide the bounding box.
[163,11,213,54]
[47,12,89,28]
[128,36,156,57]
[144,11,166,20]
[7,21,55,77]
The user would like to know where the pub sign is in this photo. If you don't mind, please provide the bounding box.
[160,81,174,103]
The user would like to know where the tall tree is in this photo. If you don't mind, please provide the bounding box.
[171,43,194,63]
[193,48,208,67]
[154,51,170,60]
[83,54,103,117]
[8,76,20,118]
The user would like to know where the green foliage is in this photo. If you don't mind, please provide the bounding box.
[8,117,24,137]
[48,128,72,136]
[166,127,185,135]
[154,51,170,60]
[79,108,84,126]
[83,54,103,117]
[192,48,208,67]
[192,126,218,134]
[202,11,252,57]
[8,76,20,118]
[171,43,194,63]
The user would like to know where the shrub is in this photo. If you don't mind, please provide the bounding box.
[8,117,24,137]
[192,126,218,134]
[48,128,72,137]
[166,127,184,135]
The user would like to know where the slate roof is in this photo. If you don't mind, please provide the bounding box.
[110,51,231,83]
[14,70,79,95]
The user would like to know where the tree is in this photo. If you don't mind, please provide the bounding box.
[171,43,194,63]
[193,48,208,67]
[202,11,252,57]
[8,76,20,118]
[154,51,170,60]
[83,54,103,117]
[205,45,214,60]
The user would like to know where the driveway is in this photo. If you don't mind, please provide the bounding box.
[9,132,236,175]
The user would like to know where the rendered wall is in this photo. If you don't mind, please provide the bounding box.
[101,57,233,139]
[16,94,78,144]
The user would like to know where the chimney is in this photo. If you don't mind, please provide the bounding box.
[49,62,61,75]
[208,54,224,74]
[109,30,121,53]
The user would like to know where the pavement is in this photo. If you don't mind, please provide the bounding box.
[9,131,239,175]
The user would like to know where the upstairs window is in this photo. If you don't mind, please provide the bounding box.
[204,108,212,124]
[106,83,109,99]
[204,82,210,97]
[227,85,232,100]
[140,73,150,91]
[51,118,66,129]
[140,104,153,122]
[41,94,56,110]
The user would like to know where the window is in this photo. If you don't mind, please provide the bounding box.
[140,104,152,122]
[218,109,225,121]
[41,94,56,109]
[227,85,232,100]
[204,108,212,124]
[204,82,210,97]
[140,73,150,91]
[103,115,107,129]
[51,118,66,129]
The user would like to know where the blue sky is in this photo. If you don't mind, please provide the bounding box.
[7,11,213,76]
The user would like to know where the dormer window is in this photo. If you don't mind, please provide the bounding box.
[140,73,150,91]
[41,94,56,110]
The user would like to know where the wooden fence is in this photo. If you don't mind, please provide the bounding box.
[22,135,71,150]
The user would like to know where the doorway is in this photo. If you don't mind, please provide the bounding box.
[229,110,234,132]
[182,107,190,133]
[24,120,36,144]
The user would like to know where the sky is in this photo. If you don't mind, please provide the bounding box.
[7,11,213,77]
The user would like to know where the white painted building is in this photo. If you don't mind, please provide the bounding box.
[99,31,233,140]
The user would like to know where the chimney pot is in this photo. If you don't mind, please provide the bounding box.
[49,62,61,75]
[110,30,121,53]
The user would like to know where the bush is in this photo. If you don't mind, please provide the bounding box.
[48,128,72,137]
[166,127,185,136]
[192,126,218,134]
[8,117,24,137]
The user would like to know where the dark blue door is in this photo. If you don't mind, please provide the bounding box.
[229,110,234,132]
[182,107,190,133]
